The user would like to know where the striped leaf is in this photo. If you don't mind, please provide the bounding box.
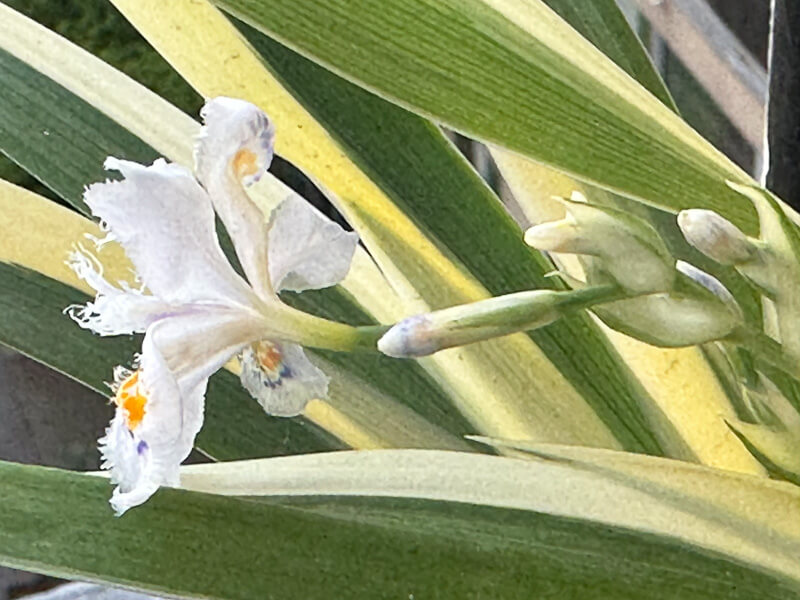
[213,0,791,234]
[0,453,797,599]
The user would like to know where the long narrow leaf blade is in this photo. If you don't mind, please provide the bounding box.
[179,448,800,588]
[0,458,796,599]
[541,0,676,110]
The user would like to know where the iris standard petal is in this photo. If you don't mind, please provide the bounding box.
[195,97,275,300]
[267,194,358,292]
[84,157,254,306]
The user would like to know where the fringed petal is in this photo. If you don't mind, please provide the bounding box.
[65,245,175,335]
[195,96,275,188]
[100,304,267,514]
[100,358,195,516]
[84,157,254,307]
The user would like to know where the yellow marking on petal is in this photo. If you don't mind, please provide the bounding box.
[233,148,259,179]
[115,371,148,431]
[247,341,289,385]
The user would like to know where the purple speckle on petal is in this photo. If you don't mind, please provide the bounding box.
[137,440,149,455]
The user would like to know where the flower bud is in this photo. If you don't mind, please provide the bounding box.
[378,290,564,358]
[677,209,757,265]
[726,181,800,361]
[592,293,741,347]
[675,260,738,309]
[591,262,742,347]
[524,194,674,294]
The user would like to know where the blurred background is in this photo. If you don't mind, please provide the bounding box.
[0,0,778,597]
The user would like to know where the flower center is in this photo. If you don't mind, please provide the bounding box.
[232,149,259,179]
[115,370,148,430]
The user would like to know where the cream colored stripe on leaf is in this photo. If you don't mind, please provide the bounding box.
[0,180,133,292]
[483,0,751,185]
[312,357,471,451]
[0,3,194,165]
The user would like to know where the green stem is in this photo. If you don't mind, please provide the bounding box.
[349,324,393,352]
[261,302,388,353]
[293,313,389,353]
[553,284,628,312]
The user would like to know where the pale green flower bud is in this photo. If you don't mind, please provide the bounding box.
[591,262,742,347]
[378,290,563,358]
[379,285,627,358]
[593,294,741,347]
[677,209,758,265]
[524,193,674,294]
[675,260,739,309]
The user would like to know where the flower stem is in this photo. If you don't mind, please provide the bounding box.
[283,308,390,352]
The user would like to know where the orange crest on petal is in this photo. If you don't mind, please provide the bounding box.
[115,370,148,430]
[232,149,259,179]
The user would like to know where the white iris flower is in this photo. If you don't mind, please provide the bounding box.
[67,97,358,515]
